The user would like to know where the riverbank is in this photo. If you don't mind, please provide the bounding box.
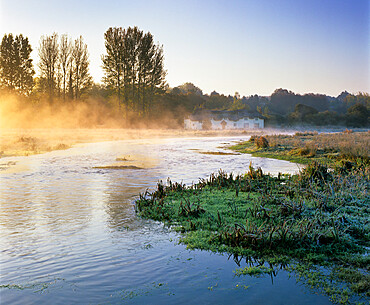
[228,131,369,166]
[136,162,369,302]
[2,127,368,161]
[0,128,266,158]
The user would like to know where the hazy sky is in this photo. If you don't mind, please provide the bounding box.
[0,0,369,96]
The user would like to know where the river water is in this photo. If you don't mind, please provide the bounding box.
[0,136,331,304]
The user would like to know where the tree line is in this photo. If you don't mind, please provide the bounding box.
[0,26,166,118]
[0,28,368,128]
[166,84,369,126]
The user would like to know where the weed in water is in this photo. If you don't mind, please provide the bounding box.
[135,160,370,302]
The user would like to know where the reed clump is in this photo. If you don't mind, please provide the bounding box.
[230,131,370,166]
[136,161,369,300]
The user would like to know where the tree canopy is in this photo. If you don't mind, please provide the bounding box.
[0,33,35,95]
[102,26,166,117]
[38,33,92,101]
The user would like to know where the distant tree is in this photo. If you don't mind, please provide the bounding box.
[242,94,268,113]
[329,98,347,114]
[355,92,370,110]
[301,93,329,112]
[229,95,246,111]
[31,76,48,100]
[171,87,181,95]
[244,94,258,112]
[295,103,318,116]
[344,92,370,110]
[262,106,270,117]
[204,93,231,110]
[270,88,297,114]
[88,82,110,102]
[287,104,318,124]
[306,111,343,126]
[356,92,370,110]
[337,91,350,102]
[176,82,203,96]
[264,113,285,126]
[270,89,331,115]
[0,33,35,95]
[346,103,369,127]
[38,33,59,100]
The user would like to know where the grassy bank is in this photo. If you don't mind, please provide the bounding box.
[136,162,369,303]
[229,131,370,166]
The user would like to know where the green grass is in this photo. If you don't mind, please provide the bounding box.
[234,265,273,277]
[135,162,370,302]
[228,140,318,165]
[229,131,370,166]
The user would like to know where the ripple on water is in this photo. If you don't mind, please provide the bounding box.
[0,137,330,304]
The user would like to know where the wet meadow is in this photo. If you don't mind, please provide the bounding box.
[136,131,369,303]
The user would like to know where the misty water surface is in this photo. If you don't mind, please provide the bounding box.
[0,136,332,304]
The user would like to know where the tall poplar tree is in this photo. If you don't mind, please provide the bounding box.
[0,33,35,95]
[38,33,91,100]
[59,34,72,101]
[70,36,92,99]
[102,26,166,117]
[38,33,59,100]
[102,27,125,109]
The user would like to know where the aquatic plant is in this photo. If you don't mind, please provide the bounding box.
[135,161,370,300]
[234,265,273,277]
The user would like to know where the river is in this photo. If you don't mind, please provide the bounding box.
[0,136,331,304]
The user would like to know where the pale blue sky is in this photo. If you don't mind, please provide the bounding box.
[1,0,369,96]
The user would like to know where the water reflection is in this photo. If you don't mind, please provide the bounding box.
[0,136,328,305]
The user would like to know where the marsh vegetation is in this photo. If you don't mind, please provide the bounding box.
[136,160,369,303]
[230,131,370,166]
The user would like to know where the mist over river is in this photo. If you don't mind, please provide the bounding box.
[0,136,331,304]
